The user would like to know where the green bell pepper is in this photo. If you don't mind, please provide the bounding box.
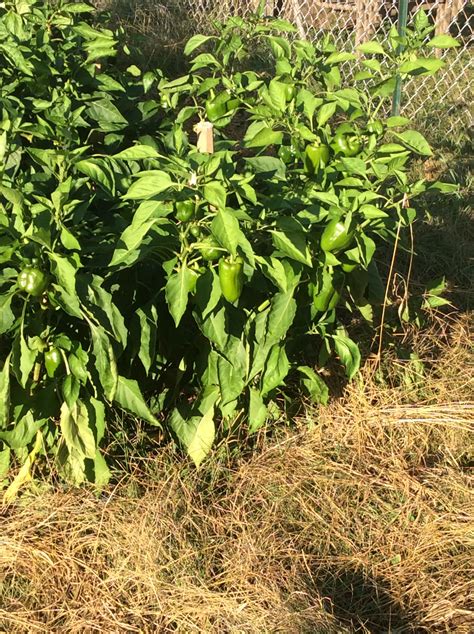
[200,237,222,262]
[313,268,344,313]
[17,267,48,297]
[219,256,244,303]
[44,348,62,378]
[278,144,296,164]
[332,132,361,157]
[176,201,195,223]
[304,144,330,174]
[320,219,355,253]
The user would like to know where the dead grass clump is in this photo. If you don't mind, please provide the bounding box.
[1,317,473,633]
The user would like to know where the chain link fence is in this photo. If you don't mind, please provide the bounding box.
[107,0,473,134]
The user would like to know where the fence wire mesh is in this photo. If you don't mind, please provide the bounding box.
[108,0,473,134]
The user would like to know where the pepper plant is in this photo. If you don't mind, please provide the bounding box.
[0,0,458,487]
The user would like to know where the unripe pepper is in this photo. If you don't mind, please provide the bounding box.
[321,219,355,253]
[366,121,384,136]
[17,267,48,297]
[313,268,344,312]
[219,256,244,303]
[332,133,361,157]
[278,144,295,164]
[284,83,296,101]
[201,237,222,262]
[189,224,203,239]
[176,201,195,223]
[304,144,330,174]
[44,348,62,378]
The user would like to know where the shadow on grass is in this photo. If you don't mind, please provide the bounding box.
[407,151,473,312]
[308,565,415,633]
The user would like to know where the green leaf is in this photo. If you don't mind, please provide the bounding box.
[211,209,255,266]
[333,333,361,380]
[340,157,367,176]
[298,366,329,404]
[203,181,227,210]
[393,130,432,156]
[427,34,460,49]
[261,344,290,397]
[187,405,215,467]
[370,76,397,98]
[357,233,377,267]
[112,145,160,160]
[84,39,117,63]
[0,353,11,430]
[0,447,10,480]
[0,294,15,334]
[114,376,160,426]
[428,182,458,193]
[248,388,268,434]
[268,79,287,112]
[0,131,7,163]
[92,450,110,486]
[17,334,37,388]
[0,42,33,75]
[64,3,95,13]
[75,158,115,194]
[268,35,291,59]
[198,306,228,352]
[195,269,222,322]
[88,396,106,444]
[111,220,156,266]
[169,402,215,467]
[218,350,246,408]
[124,171,173,199]
[49,253,82,317]
[60,400,96,460]
[60,227,81,251]
[62,375,81,410]
[88,281,128,347]
[190,53,220,70]
[326,52,356,65]
[399,58,444,76]
[136,305,158,374]
[184,34,215,56]
[245,126,283,148]
[244,156,286,180]
[4,431,43,501]
[424,295,451,308]
[359,204,388,219]
[165,266,195,326]
[357,41,386,56]
[69,345,89,385]
[378,143,408,154]
[87,98,128,131]
[266,290,297,344]
[317,102,337,127]
[271,228,311,266]
[211,209,241,258]
[111,201,170,266]
[257,256,288,292]
[425,276,447,297]
[90,324,118,401]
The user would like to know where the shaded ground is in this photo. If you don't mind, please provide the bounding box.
[1,316,472,633]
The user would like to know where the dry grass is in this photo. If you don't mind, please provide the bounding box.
[1,316,473,633]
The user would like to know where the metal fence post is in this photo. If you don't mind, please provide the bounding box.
[391,0,409,116]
